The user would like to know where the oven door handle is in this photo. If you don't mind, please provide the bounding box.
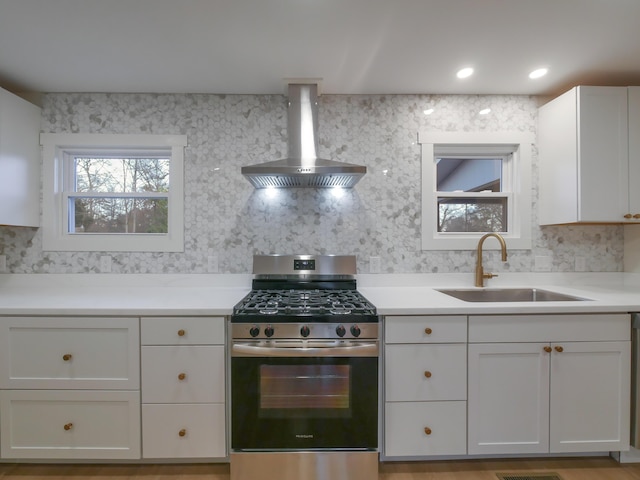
[231,342,379,357]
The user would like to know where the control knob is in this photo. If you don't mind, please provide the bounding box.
[264,325,275,338]
[300,325,310,338]
[350,324,361,338]
[249,325,260,338]
[335,325,346,337]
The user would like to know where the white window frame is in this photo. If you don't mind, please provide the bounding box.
[419,131,533,251]
[41,133,187,252]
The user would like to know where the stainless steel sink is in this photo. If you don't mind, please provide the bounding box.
[436,288,590,302]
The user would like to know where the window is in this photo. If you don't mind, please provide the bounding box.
[420,132,533,250]
[41,133,187,252]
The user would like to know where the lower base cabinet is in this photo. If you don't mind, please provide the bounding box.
[467,314,631,455]
[0,390,140,459]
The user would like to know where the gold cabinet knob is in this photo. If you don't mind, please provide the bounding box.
[178,373,187,381]
[555,346,564,353]
[543,346,552,353]
[177,329,186,337]
[424,427,432,435]
[424,327,432,335]
[178,429,187,437]
[424,371,432,378]
[625,214,633,219]
[63,354,73,361]
[64,423,73,431]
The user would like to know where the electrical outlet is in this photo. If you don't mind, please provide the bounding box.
[208,254,219,273]
[100,255,112,273]
[369,256,381,274]
[0,255,6,272]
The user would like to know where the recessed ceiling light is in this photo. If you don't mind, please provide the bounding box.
[479,108,491,115]
[423,108,435,115]
[529,68,548,79]
[456,67,474,79]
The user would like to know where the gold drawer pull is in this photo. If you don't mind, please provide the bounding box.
[424,327,432,335]
[424,371,432,378]
[177,329,186,337]
[178,429,187,437]
[555,346,564,353]
[634,214,640,219]
[424,427,432,435]
[625,214,633,219]
[63,354,73,361]
[178,373,187,381]
[64,423,73,431]
[543,346,552,353]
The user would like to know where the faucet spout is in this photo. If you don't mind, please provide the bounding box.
[475,233,508,287]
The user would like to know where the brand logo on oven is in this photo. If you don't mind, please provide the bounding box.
[295,434,314,439]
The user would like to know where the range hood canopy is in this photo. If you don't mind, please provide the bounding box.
[241,83,366,188]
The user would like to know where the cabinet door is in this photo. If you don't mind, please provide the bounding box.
[0,87,41,227]
[142,403,226,458]
[468,343,549,455]
[629,86,640,215]
[384,401,466,457]
[577,86,629,221]
[0,317,140,390]
[0,390,140,459]
[549,341,630,453]
[141,345,225,403]
[385,344,466,401]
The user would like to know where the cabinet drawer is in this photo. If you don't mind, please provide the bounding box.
[0,317,139,389]
[142,404,226,458]
[141,346,225,403]
[141,317,225,345]
[469,313,630,343]
[0,390,140,459]
[385,316,466,344]
[385,344,466,401]
[384,401,466,457]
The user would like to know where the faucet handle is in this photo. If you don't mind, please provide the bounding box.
[484,273,498,280]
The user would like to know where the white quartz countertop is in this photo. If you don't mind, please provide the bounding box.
[1,272,640,316]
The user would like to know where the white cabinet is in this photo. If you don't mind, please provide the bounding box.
[538,85,636,224]
[0,317,141,459]
[0,87,41,227]
[468,314,630,455]
[141,316,226,459]
[383,315,467,458]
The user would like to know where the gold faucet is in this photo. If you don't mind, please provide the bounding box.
[475,233,507,287]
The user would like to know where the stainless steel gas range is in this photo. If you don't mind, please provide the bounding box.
[230,254,379,480]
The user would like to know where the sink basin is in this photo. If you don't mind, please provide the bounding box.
[436,288,590,303]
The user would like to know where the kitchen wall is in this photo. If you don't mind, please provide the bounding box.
[0,92,623,274]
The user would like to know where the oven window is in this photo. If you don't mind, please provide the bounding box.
[259,364,351,418]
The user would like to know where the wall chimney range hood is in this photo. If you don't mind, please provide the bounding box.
[241,84,366,188]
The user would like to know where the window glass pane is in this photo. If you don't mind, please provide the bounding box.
[438,197,507,232]
[436,158,502,192]
[70,197,168,234]
[74,157,170,193]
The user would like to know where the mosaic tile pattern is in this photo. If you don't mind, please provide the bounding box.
[0,93,623,274]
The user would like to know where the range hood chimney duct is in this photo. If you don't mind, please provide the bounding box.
[241,84,366,188]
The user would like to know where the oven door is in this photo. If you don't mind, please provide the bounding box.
[231,341,378,451]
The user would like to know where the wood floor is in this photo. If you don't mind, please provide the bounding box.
[2,458,640,480]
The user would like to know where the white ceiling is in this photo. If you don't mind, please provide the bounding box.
[1,0,640,97]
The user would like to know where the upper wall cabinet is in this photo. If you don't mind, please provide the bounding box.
[538,86,637,225]
[0,87,41,227]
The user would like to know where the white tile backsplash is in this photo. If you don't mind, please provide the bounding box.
[0,92,623,274]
